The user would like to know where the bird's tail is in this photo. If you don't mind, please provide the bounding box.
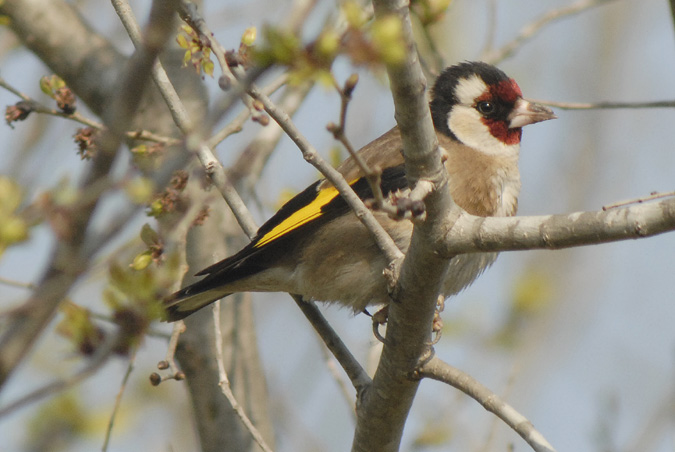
[163,281,231,321]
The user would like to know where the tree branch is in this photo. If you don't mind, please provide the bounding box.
[351,0,455,450]
[418,356,557,452]
[437,196,675,256]
[0,76,179,142]
[212,301,274,452]
[227,79,312,187]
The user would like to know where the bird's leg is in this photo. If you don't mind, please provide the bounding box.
[371,305,389,344]
[429,294,445,345]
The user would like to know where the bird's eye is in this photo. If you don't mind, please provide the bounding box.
[476,101,496,115]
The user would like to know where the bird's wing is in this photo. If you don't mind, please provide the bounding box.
[194,163,409,281]
[192,128,408,285]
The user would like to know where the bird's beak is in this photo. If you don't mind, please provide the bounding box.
[508,99,557,129]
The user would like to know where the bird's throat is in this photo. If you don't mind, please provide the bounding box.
[441,137,521,217]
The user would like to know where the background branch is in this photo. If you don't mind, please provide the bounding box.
[102,348,137,452]
[533,99,675,110]
[212,301,274,452]
[0,0,178,390]
[483,0,617,64]
[0,333,121,418]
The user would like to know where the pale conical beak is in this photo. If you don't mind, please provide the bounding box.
[508,99,557,129]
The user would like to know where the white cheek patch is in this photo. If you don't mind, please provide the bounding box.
[447,106,519,158]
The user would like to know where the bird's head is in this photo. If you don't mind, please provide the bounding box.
[430,61,556,157]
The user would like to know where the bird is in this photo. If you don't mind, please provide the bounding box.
[164,61,556,322]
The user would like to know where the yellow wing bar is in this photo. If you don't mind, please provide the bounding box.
[253,185,341,249]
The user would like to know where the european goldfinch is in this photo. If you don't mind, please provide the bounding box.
[165,61,556,321]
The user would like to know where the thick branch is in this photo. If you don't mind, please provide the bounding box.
[351,0,454,451]
[437,197,675,256]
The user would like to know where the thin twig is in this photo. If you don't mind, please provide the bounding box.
[152,323,187,384]
[0,276,35,290]
[0,75,26,98]
[82,148,194,256]
[163,321,186,378]
[212,301,274,452]
[531,98,675,110]
[205,72,289,149]
[176,0,235,87]
[602,190,675,211]
[483,0,618,64]
[419,356,557,452]
[228,80,314,190]
[478,361,522,452]
[286,0,320,34]
[0,76,179,144]
[480,0,498,59]
[112,0,192,132]
[176,0,265,123]
[102,348,137,452]
[207,104,251,148]
[327,75,398,217]
[414,15,444,78]
[328,75,376,179]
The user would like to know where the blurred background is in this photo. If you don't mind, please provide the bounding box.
[1,0,674,451]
